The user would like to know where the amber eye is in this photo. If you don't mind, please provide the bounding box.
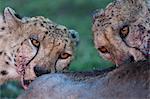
[31,39,40,48]
[120,25,129,38]
[59,53,71,59]
[98,46,109,53]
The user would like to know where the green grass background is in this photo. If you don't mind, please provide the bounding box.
[0,0,113,98]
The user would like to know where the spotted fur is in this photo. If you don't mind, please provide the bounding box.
[93,0,149,66]
[0,7,79,89]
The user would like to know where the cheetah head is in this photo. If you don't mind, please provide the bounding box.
[92,0,149,66]
[2,7,79,89]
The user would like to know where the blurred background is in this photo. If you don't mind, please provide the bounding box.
[0,0,113,98]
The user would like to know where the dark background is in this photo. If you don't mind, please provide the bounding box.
[0,0,113,98]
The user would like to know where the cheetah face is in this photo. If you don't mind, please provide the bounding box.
[92,0,148,66]
[3,7,79,89]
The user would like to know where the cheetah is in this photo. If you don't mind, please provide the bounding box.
[92,0,150,66]
[0,7,79,89]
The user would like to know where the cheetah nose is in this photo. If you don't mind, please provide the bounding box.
[129,56,135,62]
[33,66,51,77]
[125,55,135,64]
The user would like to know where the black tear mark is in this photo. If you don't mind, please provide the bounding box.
[0,70,8,75]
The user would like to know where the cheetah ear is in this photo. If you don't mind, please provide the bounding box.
[92,9,104,20]
[69,30,79,46]
[3,7,23,29]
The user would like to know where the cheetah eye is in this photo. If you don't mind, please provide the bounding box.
[30,39,40,48]
[98,46,109,53]
[120,25,129,39]
[59,53,71,59]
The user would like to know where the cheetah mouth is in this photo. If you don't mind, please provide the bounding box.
[21,77,34,90]
[21,66,51,89]
[17,60,51,89]
[21,76,32,90]
[18,63,52,89]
